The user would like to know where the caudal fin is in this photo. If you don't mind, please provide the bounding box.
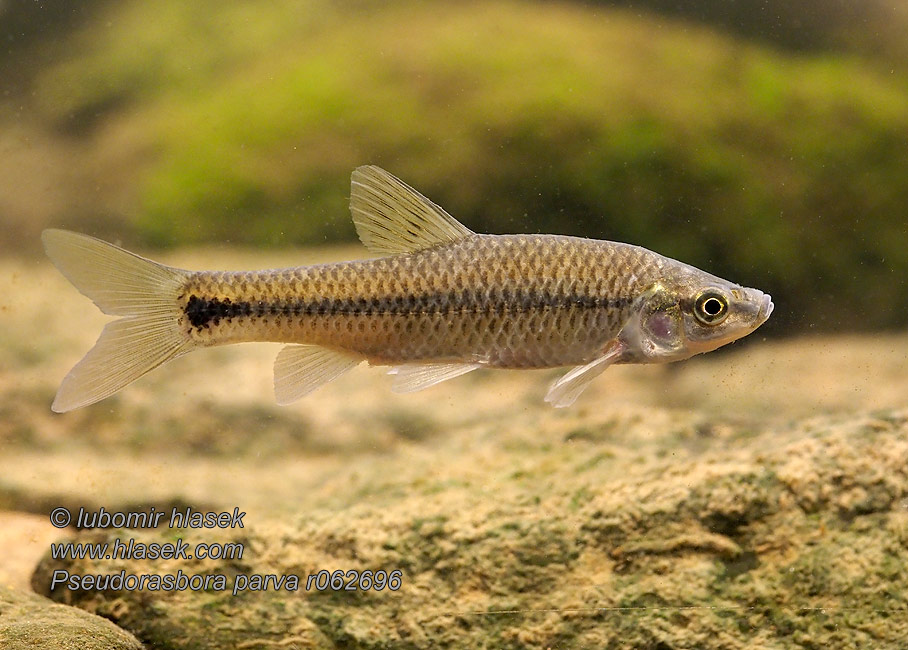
[42,229,192,412]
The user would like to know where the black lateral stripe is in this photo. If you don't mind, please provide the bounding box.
[186,291,631,327]
[185,295,253,328]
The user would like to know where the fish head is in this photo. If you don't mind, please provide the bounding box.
[623,268,773,363]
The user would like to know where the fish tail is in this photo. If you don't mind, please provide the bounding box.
[42,229,193,412]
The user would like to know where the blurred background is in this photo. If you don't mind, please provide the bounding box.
[2,0,907,333]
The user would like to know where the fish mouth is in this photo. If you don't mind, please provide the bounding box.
[757,293,774,324]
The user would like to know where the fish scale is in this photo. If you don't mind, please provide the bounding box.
[177,234,653,367]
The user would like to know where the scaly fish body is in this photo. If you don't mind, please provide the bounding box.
[180,235,655,367]
[43,166,773,412]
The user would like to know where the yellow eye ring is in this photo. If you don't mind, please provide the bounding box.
[694,291,729,325]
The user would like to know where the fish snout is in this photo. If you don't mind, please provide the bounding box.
[757,293,774,324]
[731,287,773,327]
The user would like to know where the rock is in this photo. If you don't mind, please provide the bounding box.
[31,410,908,649]
[0,584,143,649]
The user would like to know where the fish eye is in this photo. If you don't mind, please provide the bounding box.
[694,291,729,325]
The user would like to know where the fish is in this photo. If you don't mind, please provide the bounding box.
[42,165,773,412]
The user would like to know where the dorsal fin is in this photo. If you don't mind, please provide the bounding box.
[350,166,474,256]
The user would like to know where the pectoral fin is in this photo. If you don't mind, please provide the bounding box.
[544,341,625,408]
[388,362,480,393]
[274,345,361,405]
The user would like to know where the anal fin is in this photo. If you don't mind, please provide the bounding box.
[274,345,361,405]
[544,341,625,408]
[388,362,480,393]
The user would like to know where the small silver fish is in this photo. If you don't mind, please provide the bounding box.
[43,166,773,412]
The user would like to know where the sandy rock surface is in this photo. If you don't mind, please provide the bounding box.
[28,410,908,649]
[0,583,143,649]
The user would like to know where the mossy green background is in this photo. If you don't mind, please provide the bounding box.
[2,0,907,332]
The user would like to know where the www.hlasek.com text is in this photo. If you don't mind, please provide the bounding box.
[50,537,244,561]
[50,569,403,596]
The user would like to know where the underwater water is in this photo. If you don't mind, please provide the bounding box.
[1,1,907,648]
